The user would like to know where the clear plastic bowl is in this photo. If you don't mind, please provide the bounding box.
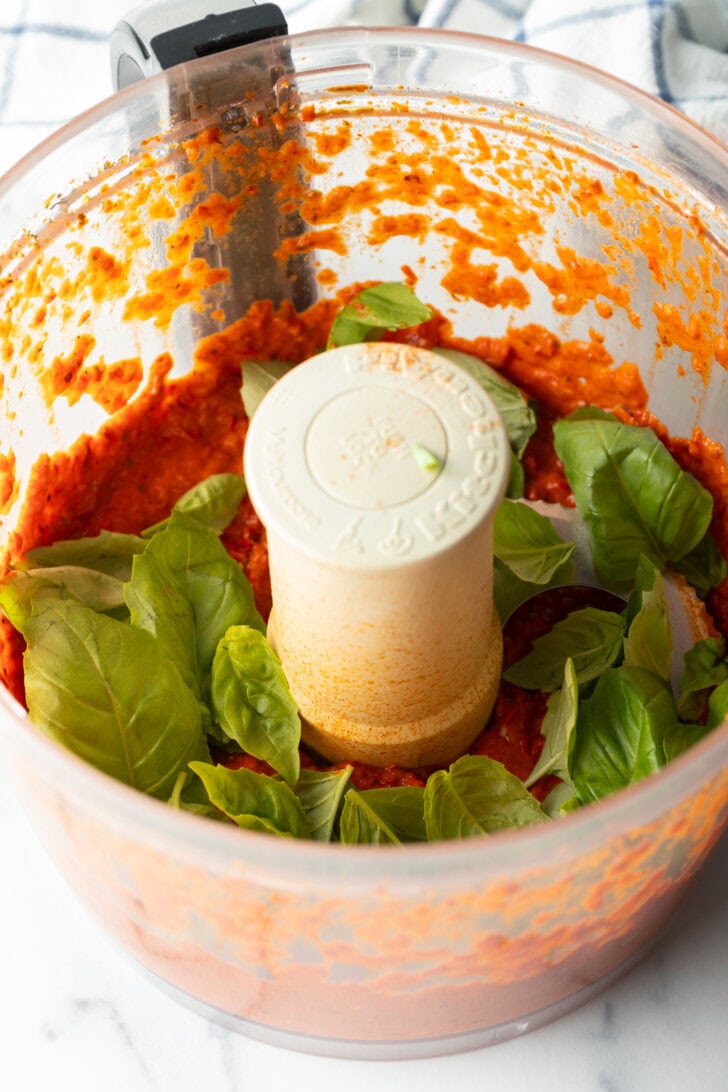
[0,28,727,1059]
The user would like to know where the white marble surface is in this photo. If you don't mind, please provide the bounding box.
[1,773,727,1092]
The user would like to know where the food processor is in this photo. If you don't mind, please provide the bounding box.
[0,1,726,1059]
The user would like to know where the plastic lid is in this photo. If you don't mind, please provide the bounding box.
[244,341,510,569]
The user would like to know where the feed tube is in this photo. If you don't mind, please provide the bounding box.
[244,342,510,767]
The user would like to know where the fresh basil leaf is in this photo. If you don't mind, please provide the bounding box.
[424,755,547,840]
[338,788,402,845]
[241,360,296,420]
[168,768,229,821]
[663,721,714,762]
[126,524,202,697]
[672,534,727,599]
[506,450,525,499]
[23,600,205,797]
[23,566,126,612]
[503,607,625,691]
[295,767,352,842]
[524,658,578,788]
[541,781,579,817]
[432,348,537,458]
[143,473,246,537]
[677,636,728,720]
[571,666,674,804]
[126,511,264,699]
[0,572,54,635]
[553,409,713,590]
[19,530,145,580]
[190,761,308,837]
[623,556,671,681]
[0,567,126,634]
[339,785,427,845]
[211,625,300,786]
[493,567,542,624]
[326,283,431,349]
[494,499,575,585]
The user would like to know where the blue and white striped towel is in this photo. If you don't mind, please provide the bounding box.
[0,0,726,179]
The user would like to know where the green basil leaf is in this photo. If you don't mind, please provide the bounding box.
[241,360,296,420]
[295,767,352,842]
[190,761,308,837]
[338,788,402,845]
[210,625,300,786]
[19,530,145,580]
[423,755,547,840]
[494,499,575,585]
[663,721,714,762]
[677,636,728,720]
[326,283,431,349]
[126,511,264,699]
[0,572,54,635]
[23,600,204,797]
[524,658,578,788]
[493,567,542,624]
[0,567,126,634]
[168,768,229,821]
[672,534,727,598]
[503,607,625,691]
[553,409,713,590]
[143,473,246,537]
[432,348,537,458]
[541,781,579,817]
[338,785,427,845]
[623,556,671,681]
[506,450,525,499]
[571,666,675,803]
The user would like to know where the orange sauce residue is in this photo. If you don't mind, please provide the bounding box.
[655,302,720,379]
[123,259,229,330]
[533,245,634,318]
[442,245,530,309]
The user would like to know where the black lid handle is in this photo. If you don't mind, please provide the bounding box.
[111,1,288,89]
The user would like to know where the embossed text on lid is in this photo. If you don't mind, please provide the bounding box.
[244,342,510,569]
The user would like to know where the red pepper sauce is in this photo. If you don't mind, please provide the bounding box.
[2,300,727,797]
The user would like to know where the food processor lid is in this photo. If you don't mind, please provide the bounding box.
[110,0,288,89]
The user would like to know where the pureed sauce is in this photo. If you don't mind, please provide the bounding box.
[0,294,726,792]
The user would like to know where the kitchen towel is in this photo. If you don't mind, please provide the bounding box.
[0,0,726,179]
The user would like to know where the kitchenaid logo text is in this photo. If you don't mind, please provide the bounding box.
[264,426,321,532]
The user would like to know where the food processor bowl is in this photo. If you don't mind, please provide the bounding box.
[0,26,727,1059]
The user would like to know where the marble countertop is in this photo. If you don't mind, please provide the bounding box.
[1,778,727,1092]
